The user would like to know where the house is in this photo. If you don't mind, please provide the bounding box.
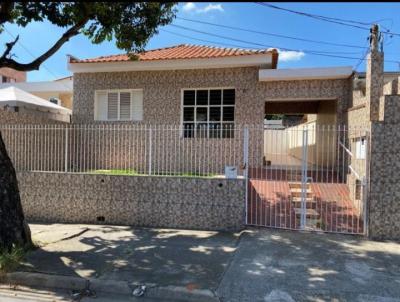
[68,44,353,132]
[4,35,400,239]
[0,86,71,123]
[67,44,356,171]
[0,76,73,110]
[64,44,381,231]
[0,67,26,83]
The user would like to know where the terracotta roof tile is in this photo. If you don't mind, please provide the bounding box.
[70,44,277,63]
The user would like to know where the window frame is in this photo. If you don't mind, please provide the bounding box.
[94,89,143,122]
[180,87,236,138]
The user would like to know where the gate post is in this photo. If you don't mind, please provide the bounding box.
[243,126,249,224]
[362,133,370,236]
[300,128,309,229]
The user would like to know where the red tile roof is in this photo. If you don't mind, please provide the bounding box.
[70,44,278,66]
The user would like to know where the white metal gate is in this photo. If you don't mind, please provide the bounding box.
[245,124,369,235]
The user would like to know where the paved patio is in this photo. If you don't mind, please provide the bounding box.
[247,180,363,233]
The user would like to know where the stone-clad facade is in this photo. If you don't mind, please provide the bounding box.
[72,68,352,170]
[17,172,245,231]
[362,34,400,240]
[368,95,400,240]
[73,67,351,125]
[0,110,66,125]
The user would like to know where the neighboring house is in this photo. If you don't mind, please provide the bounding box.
[0,67,26,83]
[0,86,71,123]
[0,76,73,110]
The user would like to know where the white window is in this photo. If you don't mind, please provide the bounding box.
[94,89,143,121]
[355,137,366,159]
[182,88,235,138]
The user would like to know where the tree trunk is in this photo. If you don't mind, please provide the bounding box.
[0,130,31,251]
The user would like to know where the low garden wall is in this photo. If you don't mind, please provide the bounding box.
[17,172,245,231]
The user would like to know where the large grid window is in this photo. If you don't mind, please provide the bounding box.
[182,88,235,138]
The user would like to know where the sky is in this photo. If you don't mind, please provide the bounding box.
[1,2,400,82]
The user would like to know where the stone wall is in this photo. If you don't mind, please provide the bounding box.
[0,109,67,124]
[368,95,400,240]
[17,172,245,231]
[383,77,400,96]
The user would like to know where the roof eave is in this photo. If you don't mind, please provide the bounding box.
[0,81,73,93]
[0,100,71,115]
[68,53,274,73]
[259,66,353,82]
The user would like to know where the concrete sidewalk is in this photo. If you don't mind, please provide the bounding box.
[217,228,400,301]
[0,285,177,302]
[4,224,400,301]
[14,223,238,301]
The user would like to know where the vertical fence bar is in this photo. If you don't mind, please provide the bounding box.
[65,126,68,172]
[148,125,152,175]
[300,128,309,230]
[243,126,249,224]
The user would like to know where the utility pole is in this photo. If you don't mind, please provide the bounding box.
[366,24,384,122]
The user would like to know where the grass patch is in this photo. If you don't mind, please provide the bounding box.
[0,246,27,274]
[88,169,217,178]
[89,169,141,176]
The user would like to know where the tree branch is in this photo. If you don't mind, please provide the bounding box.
[1,34,18,60]
[0,17,88,71]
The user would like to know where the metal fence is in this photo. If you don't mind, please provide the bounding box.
[0,124,245,177]
[1,123,370,234]
[248,123,370,234]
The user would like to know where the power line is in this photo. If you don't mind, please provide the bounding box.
[256,2,400,37]
[353,49,369,71]
[256,2,370,26]
[353,42,370,71]
[163,28,361,56]
[256,2,370,30]
[170,24,357,55]
[160,29,264,50]
[176,17,367,50]
[3,27,63,81]
[169,24,400,64]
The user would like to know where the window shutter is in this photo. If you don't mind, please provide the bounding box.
[107,92,118,120]
[95,91,108,120]
[132,90,143,121]
[119,92,131,120]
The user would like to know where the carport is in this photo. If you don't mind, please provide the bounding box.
[0,86,71,123]
[247,66,365,234]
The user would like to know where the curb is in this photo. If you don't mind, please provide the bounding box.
[3,271,220,301]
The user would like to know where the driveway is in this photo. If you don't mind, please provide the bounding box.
[217,228,400,301]
[8,224,400,301]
